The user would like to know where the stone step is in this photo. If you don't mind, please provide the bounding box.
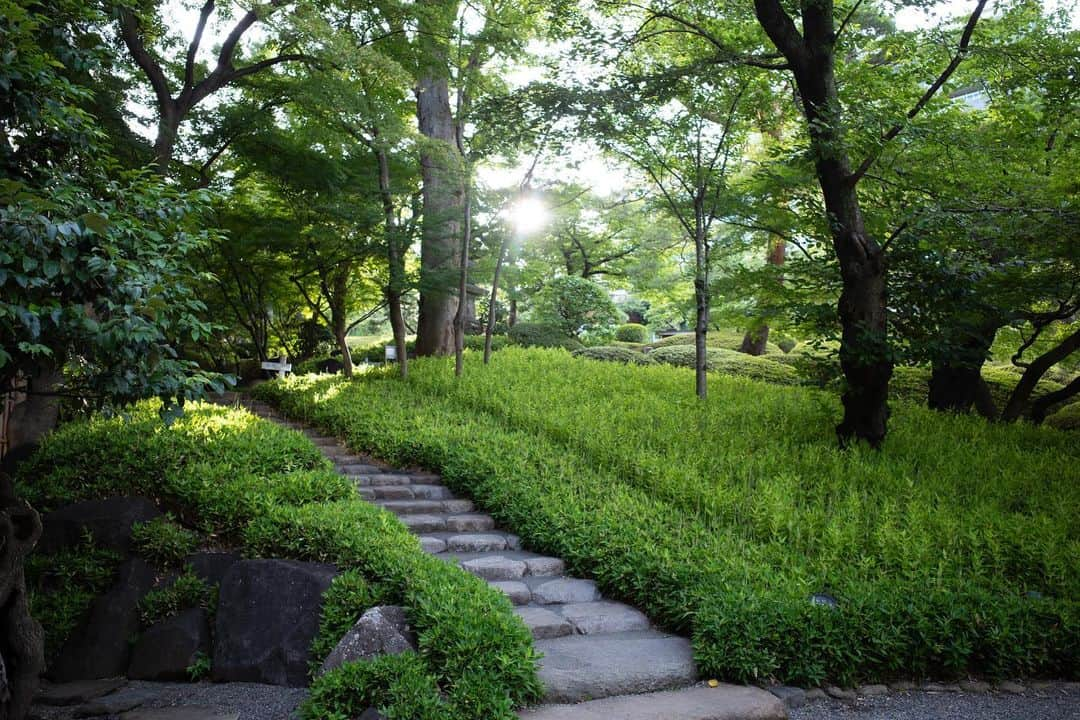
[311,438,341,447]
[420,536,447,554]
[319,446,354,458]
[517,684,787,720]
[376,499,474,515]
[533,630,697,703]
[557,601,651,635]
[490,580,531,605]
[369,485,417,500]
[348,472,412,485]
[531,578,599,605]
[516,606,573,640]
[400,514,448,533]
[462,556,526,580]
[445,533,508,553]
[409,484,455,500]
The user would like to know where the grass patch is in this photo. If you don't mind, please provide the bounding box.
[257,349,1080,685]
[22,401,540,719]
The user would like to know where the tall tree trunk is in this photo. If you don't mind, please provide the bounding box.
[508,299,518,327]
[928,321,999,418]
[484,236,510,364]
[376,147,409,380]
[153,105,181,175]
[693,211,709,400]
[329,273,353,378]
[454,184,472,377]
[414,1,463,357]
[740,238,786,356]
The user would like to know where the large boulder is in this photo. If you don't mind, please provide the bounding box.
[183,552,240,587]
[128,608,211,681]
[319,606,416,676]
[212,560,337,686]
[39,497,161,554]
[49,560,156,681]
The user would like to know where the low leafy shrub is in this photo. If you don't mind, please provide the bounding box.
[139,568,215,626]
[257,351,1080,685]
[310,570,397,667]
[303,653,446,720]
[26,537,122,660]
[507,322,582,350]
[891,365,1066,410]
[649,330,782,354]
[1045,403,1080,431]
[463,334,509,352]
[649,346,800,385]
[24,402,539,718]
[615,323,649,343]
[572,346,654,365]
[131,515,199,566]
[773,334,798,354]
[186,651,212,681]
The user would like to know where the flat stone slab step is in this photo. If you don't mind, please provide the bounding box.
[491,580,531,605]
[517,684,787,720]
[339,465,386,476]
[516,606,573,639]
[532,578,599,605]
[462,555,527,580]
[534,630,697,703]
[557,601,651,635]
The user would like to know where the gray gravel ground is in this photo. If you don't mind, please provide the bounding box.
[790,686,1080,720]
[32,681,308,720]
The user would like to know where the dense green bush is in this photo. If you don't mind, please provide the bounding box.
[463,334,509,352]
[531,276,620,337]
[890,364,1066,410]
[572,346,655,365]
[615,323,649,343]
[507,323,582,350]
[131,515,200,566]
[23,402,540,718]
[139,569,215,626]
[26,539,121,660]
[649,346,800,385]
[649,330,782,355]
[310,570,397,667]
[258,351,1080,685]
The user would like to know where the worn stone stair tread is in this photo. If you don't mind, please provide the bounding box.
[445,533,508,552]
[444,548,562,567]
[419,536,447,554]
[533,631,697,703]
[369,485,417,500]
[339,466,388,477]
[531,577,600,605]
[462,555,528,580]
[556,601,652,635]
[409,484,455,499]
[516,606,573,639]
[376,499,446,514]
[490,580,531,605]
[399,514,447,532]
[516,684,787,720]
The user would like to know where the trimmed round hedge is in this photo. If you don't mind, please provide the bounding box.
[508,322,583,350]
[615,323,649,343]
[572,346,655,365]
[648,345,800,385]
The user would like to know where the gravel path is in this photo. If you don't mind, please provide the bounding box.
[790,686,1080,720]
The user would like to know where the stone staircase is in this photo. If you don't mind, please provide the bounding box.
[235,396,786,720]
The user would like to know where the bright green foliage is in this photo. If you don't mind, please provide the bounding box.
[615,324,649,343]
[131,515,199,566]
[890,365,1066,410]
[24,403,540,718]
[649,346,800,385]
[531,277,620,338]
[25,538,121,660]
[648,330,782,354]
[303,653,446,720]
[572,346,655,365]
[464,335,509,352]
[139,569,215,626]
[310,570,397,667]
[186,652,212,681]
[257,349,1080,684]
[507,323,582,350]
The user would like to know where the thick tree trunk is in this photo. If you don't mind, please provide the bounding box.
[928,321,999,418]
[153,110,180,176]
[740,237,785,356]
[414,2,464,357]
[376,147,409,380]
[508,299,518,327]
[329,274,353,378]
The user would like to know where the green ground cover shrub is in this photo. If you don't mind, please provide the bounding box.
[257,350,1080,686]
[310,570,396,667]
[891,365,1066,411]
[463,334,509,352]
[26,538,121,660]
[615,323,649,343]
[649,346,800,385]
[1046,403,1080,431]
[649,329,782,355]
[572,346,655,365]
[21,402,540,719]
[507,322,582,350]
[139,569,216,626]
[131,515,199,566]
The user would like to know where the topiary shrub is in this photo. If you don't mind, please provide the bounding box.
[615,323,649,343]
[572,346,655,365]
[648,346,800,385]
[508,323,582,351]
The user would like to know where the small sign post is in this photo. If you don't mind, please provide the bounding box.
[260,354,292,379]
[384,345,397,364]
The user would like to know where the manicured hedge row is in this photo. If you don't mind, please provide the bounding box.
[20,403,540,719]
[648,345,801,385]
[257,351,1080,686]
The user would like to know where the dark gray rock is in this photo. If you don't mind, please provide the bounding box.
[212,559,337,686]
[40,497,161,554]
[128,609,211,681]
[357,709,385,720]
[183,552,240,587]
[769,685,807,708]
[72,686,161,717]
[319,606,416,676]
[49,560,156,682]
[35,679,127,706]
[121,709,239,720]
